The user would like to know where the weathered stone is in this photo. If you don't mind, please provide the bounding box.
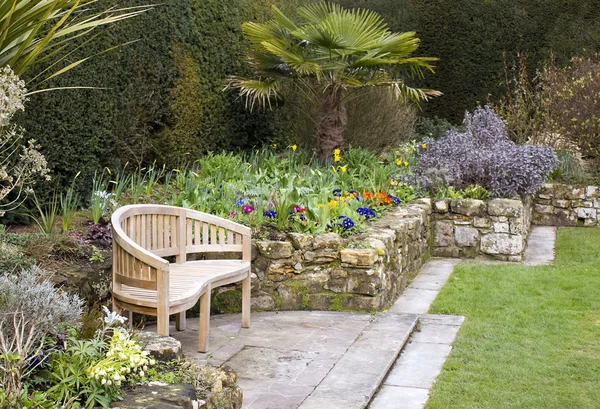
[251,293,276,310]
[255,241,293,259]
[277,284,304,310]
[341,248,378,266]
[287,233,313,250]
[493,222,509,233]
[534,204,554,214]
[473,217,491,228]
[552,199,570,208]
[111,383,197,409]
[451,199,486,216]
[594,199,600,208]
[433,200,449,213]
[586,186,598,197]
[577,207,596,219]
[454,226,478,247]
[137,332,182,362]
[434,221,454,247]
[266,262,294,280]
[552,209,577,226]
[313,233,342,250]
[537,194,551,200]
[365,238,387,256]
[480,233,524,255]
[487,198,523,217]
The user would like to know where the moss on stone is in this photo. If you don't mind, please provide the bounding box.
[211,290,242,314]
[283,281,310,310]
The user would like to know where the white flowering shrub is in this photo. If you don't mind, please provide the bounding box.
[0,66,50,216]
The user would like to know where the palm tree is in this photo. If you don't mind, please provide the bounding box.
[0,0,151,91]
[227,2,441,163]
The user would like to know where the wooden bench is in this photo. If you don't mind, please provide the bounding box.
[111,204,251,352]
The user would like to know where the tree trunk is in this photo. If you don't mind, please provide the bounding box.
[316,85,347,164]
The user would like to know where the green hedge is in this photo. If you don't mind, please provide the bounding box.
[339,0,600,122]
[18,0,310,194]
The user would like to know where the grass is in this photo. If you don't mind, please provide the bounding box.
[426,228,600,409]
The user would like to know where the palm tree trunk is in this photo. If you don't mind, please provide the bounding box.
[316,85,347,164]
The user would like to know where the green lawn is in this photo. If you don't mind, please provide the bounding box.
[426,228,600,408]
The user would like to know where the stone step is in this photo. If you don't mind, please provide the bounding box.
[298,313,419,409]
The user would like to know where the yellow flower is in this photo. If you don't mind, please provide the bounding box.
[396,159,402,166]
[272,143,277,148]
[403,161,409,167]
[331,166,337,173]
[334,148,341,155]
[421,143,427,149]
[291,144,297,151]
[334,155,341,162]
[340,166,347,173]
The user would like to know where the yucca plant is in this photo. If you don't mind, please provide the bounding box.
[227,2,440,163]
[0,0,151,90]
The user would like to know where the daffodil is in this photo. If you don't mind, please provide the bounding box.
[334,148,341,155]
[334,155,341,162]
[272,143,277,148]
[291,144,297,151]
[340,165,347,173]
[403,161,409,167]
[421,143,427,149]
[396,159,402,166]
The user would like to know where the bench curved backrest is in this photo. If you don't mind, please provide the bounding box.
[112,204,251,294]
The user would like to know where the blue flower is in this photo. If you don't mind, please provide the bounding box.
[235,197,245,207]
[357,207,376,219]
[388,194,401,206]
[332,189,342,197]
[263,210,277,218]
[337,215,355,230]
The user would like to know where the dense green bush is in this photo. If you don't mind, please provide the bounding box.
[18,0,312,196]
[339,0,600,122]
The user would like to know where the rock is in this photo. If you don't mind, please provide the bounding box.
[586,186,598,197]
[534,204,554,214]
[454,226,479,247]
[111,383,197,409]
[451,199,486,216]
[313,233,342,250]
[340,248,378,266]
[493,222,509,233]
[480,233,523,255]
[577,207,596,219]
[434,221,454,247]
[287,233,313,250]
[473,217,491,228]
[255,241,293,259]
[365,238,387,255]
[487,199,523,217]
[137,332,182,362]
[552,199,570,208]
[433,199,449,213]
[251,293,276,310]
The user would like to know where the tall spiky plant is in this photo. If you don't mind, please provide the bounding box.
[0,0,152,91]
[227,2,441,163]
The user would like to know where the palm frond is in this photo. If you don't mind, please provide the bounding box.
[225,76,283,111]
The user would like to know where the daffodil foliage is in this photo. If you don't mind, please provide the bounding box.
[227,2,440,162]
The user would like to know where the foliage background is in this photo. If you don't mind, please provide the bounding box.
[14,0,600,194]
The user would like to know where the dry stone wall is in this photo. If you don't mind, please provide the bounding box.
[431,198,532,262]
[249,203,432,312]
[533,183,600,227]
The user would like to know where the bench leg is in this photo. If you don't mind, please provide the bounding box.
[198,285,211,353]
[241,272,251,329]
[176,312,187,331]
[157,312,169,337]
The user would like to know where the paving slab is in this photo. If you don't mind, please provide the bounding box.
[368,385,429,409]
[524,226,556,266]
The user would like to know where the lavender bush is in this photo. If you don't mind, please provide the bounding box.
[412,105,558,197]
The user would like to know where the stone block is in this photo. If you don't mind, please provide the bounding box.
[287,233,313,250]
[473,217,491,228]
[480,233,523,255]
[450,199,486,216]
[534,204,554,214]
[552,209,577,226]
[487,198,523,217]
[433,199,449,213]
[137,332,182,362]
[340,248,378,266]
[434,221,454,247]
[586,186,598,197]
[113,383,197,409]
[454,226,478,247]
[493,222,509,233]
[577,207,596,219]
[256,241,293,259]
[552,199,570,208]
[313,233,342,250]
[251,293,276,310]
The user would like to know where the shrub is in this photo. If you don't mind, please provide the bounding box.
[0,266,82,404]
[412,106,558,197]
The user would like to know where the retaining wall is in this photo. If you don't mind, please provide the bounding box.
[431,198,532,262]
[534,183,600,227]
